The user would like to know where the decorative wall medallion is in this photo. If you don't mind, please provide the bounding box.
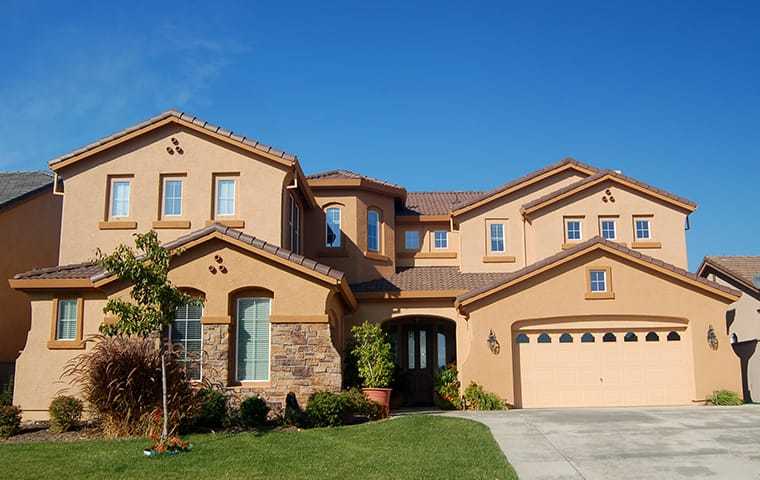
[601,188,615,204]
[707,325,719,350]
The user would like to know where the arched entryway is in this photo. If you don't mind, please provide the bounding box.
[383,316,456,406]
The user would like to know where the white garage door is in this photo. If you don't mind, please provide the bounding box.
[516,329,694,408]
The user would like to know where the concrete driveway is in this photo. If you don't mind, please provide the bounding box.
[448,406,760,479]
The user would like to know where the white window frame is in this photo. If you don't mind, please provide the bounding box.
[634,218,652,240]
[404,230,420,250]
[433,230,448,250]
[110,179,131,218]
[600,218,617,241]
[367,209,381,252]
[489,223,506,253]
[169,303,203,381]
[565,218,582,242]
[56,299,78,341]
[325,207,342,248]
[162,178,183,217]
[215,178,236,217]
[590,270,608,292]
[235,297,272,383]
[289,193,301,254]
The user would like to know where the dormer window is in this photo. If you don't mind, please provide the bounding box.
[367,209,381,252]
[434,231,448,249]
[325,207,341,248]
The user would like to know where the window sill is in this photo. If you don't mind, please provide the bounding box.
[318,248,349,258]
[228,381,272,389]
[632,241,661,249]
[482,255,517,263]
[206,219,245,229]
[99,220,137,230]
[399,251,457,259]
[585,292,615,300]
[152,220,191,229]
[364,251,392,263]
[47,340,86,350]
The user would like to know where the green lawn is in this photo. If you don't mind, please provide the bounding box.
[0,415,516,480]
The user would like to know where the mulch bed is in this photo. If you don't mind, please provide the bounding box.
[1,423,103,444]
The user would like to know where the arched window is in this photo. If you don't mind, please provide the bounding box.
[367,209,381,252]
[645,332,659,342]
[581,332,595,343]
[624,332,638,342]
[325,207,341,248]
[516,333,530,344]
[667,331,681,341]
[559,333,573,343]
[603,332,617,343]
[537,333,551,343]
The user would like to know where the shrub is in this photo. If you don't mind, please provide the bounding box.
[48,395,84,433]
[463,382,505,410]
[434,365,462,410]
[0,405,21,438]
[350,322,394,389]
[0,376,13,406]
[707,390,743,406]
[239,396,270,428]
[306,391,348,427]
[193,387,228,430]
[63,335,197,437]
[341,388,383,420]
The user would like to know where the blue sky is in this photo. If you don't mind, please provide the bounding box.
[1,1,757,268]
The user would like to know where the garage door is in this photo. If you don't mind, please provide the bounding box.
[516,329,694,408]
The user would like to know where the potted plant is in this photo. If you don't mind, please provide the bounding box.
[351,322,395,415]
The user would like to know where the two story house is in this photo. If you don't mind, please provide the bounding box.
[9,111,740,419]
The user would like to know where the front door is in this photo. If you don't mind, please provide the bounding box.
[404,326,434,405]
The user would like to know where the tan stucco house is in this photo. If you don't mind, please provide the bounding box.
[0,172,62,389]
[8,111,742,419]
[698,257,760,402]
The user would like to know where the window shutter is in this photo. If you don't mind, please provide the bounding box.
[237,298,271,381]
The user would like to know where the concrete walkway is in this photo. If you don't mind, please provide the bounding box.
[447,406,760,479]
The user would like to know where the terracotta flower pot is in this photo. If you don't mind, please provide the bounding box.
[362,388,392,416]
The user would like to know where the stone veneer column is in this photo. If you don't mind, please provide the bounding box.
[202,323,230,387]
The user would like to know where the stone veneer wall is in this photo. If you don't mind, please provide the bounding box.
[202,322,342,411]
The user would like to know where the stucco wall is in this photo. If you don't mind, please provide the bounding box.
[396,221,460,267]
[57,123,291,264]
[0,190,62,362]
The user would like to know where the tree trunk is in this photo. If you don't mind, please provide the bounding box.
[161,349,168,440]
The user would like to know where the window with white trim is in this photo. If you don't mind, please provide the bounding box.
[565,219,582,241]
[434,231,448,249]
[236,298,271,382]
[110,180,131,218]
[215,179,236,216]
[325,207,341,248]
[404,231,420,250]
[162,179,183,217]
[288,193,301,254]
[590,270,608,292]
[56,299,78,341]
[171,303,203,381]
[489,223,505,253]
[635,218,652,240]
[600,219,616,240]
[367,209,381,252]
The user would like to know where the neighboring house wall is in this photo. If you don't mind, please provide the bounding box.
[57,123,292,264]
[0,190,62,364]
[525,181,689,269]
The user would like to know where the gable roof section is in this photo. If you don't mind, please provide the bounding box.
[11,224,356,309]
[698,256,760,293]
[307,169,407,199]
[398,191,485,216]
[351,266,511,299]
[450,158,598,217]
[521,170,697,216]
[0,171,54,210]
[455,237,739,309]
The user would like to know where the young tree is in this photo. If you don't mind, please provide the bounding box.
[97,230,201,440]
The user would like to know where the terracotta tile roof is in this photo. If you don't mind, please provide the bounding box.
[398,191,485,216]
[0,171,53,208]
[49,110,298,168]
[351,266,511,293]
[306,169,406,191]
[15,224,345,282]
[521,169,697,214]
[700,256,760,291]
[456,237,739,304]
[451,158,599,213]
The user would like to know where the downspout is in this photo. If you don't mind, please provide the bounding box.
[52,172,64,196]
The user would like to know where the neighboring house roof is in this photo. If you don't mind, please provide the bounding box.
[698,256,760,293]
[0,171,53,209]
[398,191,485,216]
[306,169,407,199]
[455,237,740,309]
[351,266,511,297]
[521,170,697,216]
[450,158,599,217]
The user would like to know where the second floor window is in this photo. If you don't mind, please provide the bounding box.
[490,223,505,253]
[635,218,652,240]
[56,299,78,341]
[590,270,608,292]
[434,230,448,249]
[289,194,301,254]
[110,180,130,218]
[325,207,341,248]
[163,179,183,217]
[216,179,236,216]
[367,209,381,252]
[565,219,582,241]
[404,231,420,250]
[600,219,616,240]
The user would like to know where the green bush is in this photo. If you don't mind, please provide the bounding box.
[463,382,505,410]
[0,376,13,406]
[341,388,383,420]
[239,396,270,428]
[707,389,743,406]
[193,387,228,430]
[306,391,348,427]
[0,405,21,438]
[434,365,461,410]
[48,395,84,433]
[350,322,394,389]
